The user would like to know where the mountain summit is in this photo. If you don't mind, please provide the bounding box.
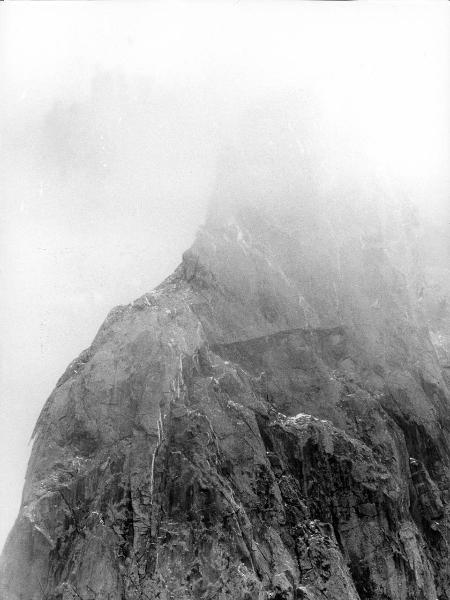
[1,175,449,599]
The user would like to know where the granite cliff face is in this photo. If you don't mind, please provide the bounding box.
[1,187,449,599]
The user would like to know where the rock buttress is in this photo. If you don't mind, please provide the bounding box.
[1,199,449,600]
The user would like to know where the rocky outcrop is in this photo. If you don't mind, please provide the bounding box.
[1,191,449,599]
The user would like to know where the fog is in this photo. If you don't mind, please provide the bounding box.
[0,2,448,551]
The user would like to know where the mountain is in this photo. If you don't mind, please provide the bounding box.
[1,168,449,599]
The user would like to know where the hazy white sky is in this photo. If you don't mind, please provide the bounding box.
[0,1,448,551]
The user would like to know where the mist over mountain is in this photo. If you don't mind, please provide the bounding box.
[1,3,449,599]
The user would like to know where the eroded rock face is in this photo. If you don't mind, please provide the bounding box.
[1,196,449,600]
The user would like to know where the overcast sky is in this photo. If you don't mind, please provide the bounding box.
[0,1,448,551]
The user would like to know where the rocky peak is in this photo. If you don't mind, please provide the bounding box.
[1,167,449,599]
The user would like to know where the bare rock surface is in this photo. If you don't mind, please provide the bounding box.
[1,195,449,600]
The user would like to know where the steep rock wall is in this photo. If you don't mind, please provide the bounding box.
[1,199,449,600]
